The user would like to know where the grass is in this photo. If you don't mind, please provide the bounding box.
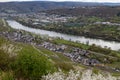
[51,38,89,50]
[107,62,120,68]
[0,71,14,80]
[0,19,12,32]
[112,72,120,77]
[37,46,75,71]
[38,47,55,56]
[37,46,73,62]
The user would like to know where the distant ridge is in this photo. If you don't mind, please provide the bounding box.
[0,1,119,13]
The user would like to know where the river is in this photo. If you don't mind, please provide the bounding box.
[7,20,120,51]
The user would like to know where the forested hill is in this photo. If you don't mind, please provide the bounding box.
[46,6,120,17]
[0,1,120,13]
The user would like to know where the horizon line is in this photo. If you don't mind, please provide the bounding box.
[0,1,120,3]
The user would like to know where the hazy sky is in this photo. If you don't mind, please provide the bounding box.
[0,0,120,3]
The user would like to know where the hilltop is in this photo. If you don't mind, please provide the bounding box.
[0,1,120,13]
[46,6,120,17]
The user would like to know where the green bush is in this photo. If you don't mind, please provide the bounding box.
[1,72,14,80]
[11,47,56,79]
[93,68,99,75]
[0,49,10,70]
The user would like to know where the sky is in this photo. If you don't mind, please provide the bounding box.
[0,0,120,3]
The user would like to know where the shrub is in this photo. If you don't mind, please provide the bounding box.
[1,72,14,80]
[11,48,56,79]
[0,49,10,70]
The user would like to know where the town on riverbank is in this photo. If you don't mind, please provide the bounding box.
[0,2,120,79]
[0,18,120,74]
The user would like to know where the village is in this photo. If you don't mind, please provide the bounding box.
[0,12,74,24]
[0,1,120,79]
[1,30,120,72]
[39,42,101,66]
[0,30,101,66]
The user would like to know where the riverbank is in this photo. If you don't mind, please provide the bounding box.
[4,19,120,72]
[0,18,120,78]
[0,18,77,79]
[16,19,120,42]
[1,25,120,73]
[8,20,120,51]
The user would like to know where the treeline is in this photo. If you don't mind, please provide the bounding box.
[46,6,120,17]
[16,19,120,42]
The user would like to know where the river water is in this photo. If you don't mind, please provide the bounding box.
[7,20,120,51]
